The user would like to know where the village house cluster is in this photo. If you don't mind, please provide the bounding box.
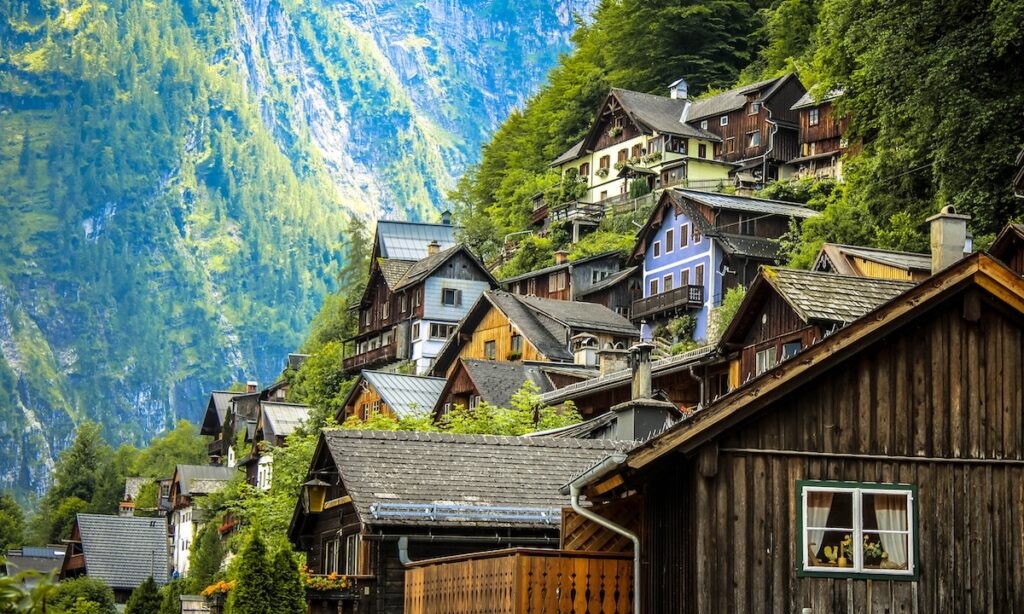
[47,77,1024,614]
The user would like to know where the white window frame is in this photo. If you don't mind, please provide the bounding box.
[429,323,454,340]
[653,241,662,258]
[755,346,777,376]
[382,302,389,320]
[679,223,689,248]
[799,481,916,579]
[700,120,708,130]
[809,107,820,126]
[649,278,659,296]
[343,534,361,576]
[720,116,728,126]
[747,130,761,148]
[663,274,674,292]
[749,101,761,115]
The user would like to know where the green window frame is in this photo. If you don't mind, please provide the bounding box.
[796,480,919,581]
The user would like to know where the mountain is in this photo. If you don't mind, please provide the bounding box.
[0,0,591,497]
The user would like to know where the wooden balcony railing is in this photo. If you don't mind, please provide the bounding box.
[631,285,704,320]
[207,438,225,459]
[404,548,632,614]
[548,202,605,224]
[342,343,397,372]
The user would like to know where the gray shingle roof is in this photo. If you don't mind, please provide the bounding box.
[514,294,640,336]
[484,291,576,361]
[261,402,310,440]
[577,266,639,297]
[362,371,446,419]
[376,221,459,260]
[377,258,415,288]
[674,188,818,219]
[175,464,236,496]
[459,359,555,409]
[611,89,721,141]
[790,88,843,111]
[322,430,632,528]
[75,514,169,588]
[687,76,786,121]
[551,139,585,167]
[766,267,916,324]
[716,233,783,260]
[499,251,621,285]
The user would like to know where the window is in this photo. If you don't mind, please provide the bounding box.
[599,155,610,169]
[809,107,820,126]
[749,102,761,115]
[679,224,689,248]
[695,264,705,288]
[401,294,408,313]
[799,481,916,578]
[429,323,455,339]
[725,138,736,154]
[343,534,361,576]
[382,302,389,320]
[680,268,690,286]
[700,120,708,130]
[663,274,674,292]
[665,229,675,253]
[484,340,496,360]
[747,131,761,148]
[600,190,608,200]
[548,273,558,293]
[698,144,707,158]
[414,289,422,307]
[755,346,777,376]
[653,241,662,258]
[442,288,462,307]
[739,214,755,235]
[580,162,590,177]
[694,225,702,244]
[720,116,728,126]
[592,269,610,284]
[649,278,659,295]
[323,538,340,575]
[782,340,802,360]
[557,271,567,291]
[510,334,523,355]
[527,278,536,295]
[631,144,642,158]
[617,149,628,162]
[411,322,421,340]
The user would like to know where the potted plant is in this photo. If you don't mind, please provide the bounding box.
[202,579,236,611]
[595,167,609,178]
[613,160,627,171]
[302,567,355,600]
[607,126,623,138]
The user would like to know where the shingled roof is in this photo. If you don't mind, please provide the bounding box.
[687,74,794,122]
[455,359,555,409]
[765,268,916,324]
[174,464,236,496]
[393,244,495,291]
[609,88,721,140]
[72,514,169,589]
[320,430,631,529]
[377,258,415,288]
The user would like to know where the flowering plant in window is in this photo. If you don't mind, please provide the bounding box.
[595,167,610,178]
[607,126,623,138]
[301,566,354,591]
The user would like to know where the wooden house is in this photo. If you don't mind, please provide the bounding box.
[335,370,446,423]
[168,464,236,576]
[61,514,169,602]
[630,188,816,340]
[501,251,640,317]
[241,401,310,490]
[428,290,639,377]
[788,89,848,180]
[344,232,496,375]
[563,249,1024,613]
[685,73,806,186]
[200,390,242,464]
[813,243,932,281]
[287,430,631,614]
[991,222,1024,275]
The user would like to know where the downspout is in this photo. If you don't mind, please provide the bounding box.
[762,102,777,186]
[566,454,640,614]
[688,365,704,408]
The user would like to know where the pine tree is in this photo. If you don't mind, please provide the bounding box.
[156,579,186,614]
[186,524,224,593]
[231,533,273,614]
[125,577,161,614]
[269,547,306,614]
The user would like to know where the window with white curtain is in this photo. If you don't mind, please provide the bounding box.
[799,481,916,578]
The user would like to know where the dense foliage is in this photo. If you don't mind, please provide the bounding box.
[0,494,24,554]
[230,533,274,614]
[124,577,161,614]
[48,578,117,614]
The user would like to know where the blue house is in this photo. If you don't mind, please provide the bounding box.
[630,188,817,341]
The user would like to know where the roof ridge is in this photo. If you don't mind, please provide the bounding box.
[323,428,628,448]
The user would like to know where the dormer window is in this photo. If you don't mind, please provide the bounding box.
[720,116,729,126]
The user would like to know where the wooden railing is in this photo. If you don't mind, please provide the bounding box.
[207,438,225,459]
[631,285,704,320]
[342,343,397,372]
[548,202,605,224]
[404,548,632,614]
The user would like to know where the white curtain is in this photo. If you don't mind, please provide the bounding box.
[874,494,909,568]
[806,491,833,563]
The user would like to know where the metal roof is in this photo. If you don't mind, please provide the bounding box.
[261,402,310,440]
[673,188,818,219]
[362,371,447,419]
[817,243,931,274]
[375,221,459,260]
[175,464,236,496]
[74,514,169,589]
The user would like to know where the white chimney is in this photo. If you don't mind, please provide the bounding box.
[669,77,688,100]
[926,205,971,274]
[246,380,258,393]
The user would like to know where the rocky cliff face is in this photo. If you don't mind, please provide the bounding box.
[0,0,592,497]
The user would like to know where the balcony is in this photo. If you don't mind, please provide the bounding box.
[404,548,632,614]
[342,342,397,373]
[548,201,605,225]
[207,438,225,459]
[631,285,704,321]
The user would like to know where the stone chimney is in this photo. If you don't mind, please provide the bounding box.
[246,380,258,393]
[610,342,678,441]
[427,239,441,256]
[669,77,688,100]
[554,250,569,265]
[597,346,629,376]
[440,210,452,225]
[926,205,971,274]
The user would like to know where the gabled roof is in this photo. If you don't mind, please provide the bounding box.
[577,266,639,298]
[607,88,721,141]
[200,391,237,436]
[514,294,640,336]
[261,402,310,441]
[673,188,818,219]
[318,430,632,529]
[814,243,931,276]
[990,222,1024,266]
[377,258,415,288]
[551,139,585,167]
[393,244,496,291]
[687,74,797,122]
[71,514,169,588]
[374,220,459,260]
[360,371,446,419]
[619,252,1024,471]
[757,267,916,327]
[440,359,556,413]
[790,87,843,111]
[499,251,622,285]
[174,464,236,496]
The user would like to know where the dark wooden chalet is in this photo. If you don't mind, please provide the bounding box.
[991,222,1024,275]
[813,243,932,282]
[335,370,445,423]
[241,401,310,489]
[501,250,640,317]
[287,430,630,614]
[788,89,848,179]
[686,73,806,185]
[565,249,1024,613]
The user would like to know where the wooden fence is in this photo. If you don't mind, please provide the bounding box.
[404,548,633,614]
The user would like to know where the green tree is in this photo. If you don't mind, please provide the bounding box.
[0,492,24,554]
[231,533,273,614]
[46,422,110,505]
[156,579,186,614]
[124,577,161,614]
[286,342,352,429]
[42,497,89,544]
[49,578,116,614]
[269,547,305,614]
[132,421,209,479]
[186,525,224,593]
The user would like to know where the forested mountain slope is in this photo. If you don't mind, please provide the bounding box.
[0,0,590,497]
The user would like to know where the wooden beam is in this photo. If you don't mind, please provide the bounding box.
[697,441,719,478]
[590,474,624,496]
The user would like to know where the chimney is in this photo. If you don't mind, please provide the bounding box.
[427,239,440,256]
[440,210,452,225]
[554,250,569,265]
[246,380,258,393]
[597,346,629,376]
[669,77,688,100]
[118,500,135,517]
[926,205,971,274]
[610,342,679,441]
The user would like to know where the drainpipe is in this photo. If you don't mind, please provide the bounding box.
[566,454,640,614]
[762,102,777,186]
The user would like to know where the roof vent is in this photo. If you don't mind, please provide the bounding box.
[440,210,452,225]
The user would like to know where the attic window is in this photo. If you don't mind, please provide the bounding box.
[484,340,496,360]
[720,116,728,126]
[749,102,761,115]
[755,346,777,376]
[442,288,462,307]
[700,120,708,130]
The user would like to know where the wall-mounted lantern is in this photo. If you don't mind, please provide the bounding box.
[301,478,330,514]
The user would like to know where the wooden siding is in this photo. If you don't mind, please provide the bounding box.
[799,101,846,154]
[849,257,923,282]
[454,305,546,368]
[593,102,645,152]
[338,384,392,422]
[637,289,1024,613]
[562,497,639,553]
[404,549,633,614]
